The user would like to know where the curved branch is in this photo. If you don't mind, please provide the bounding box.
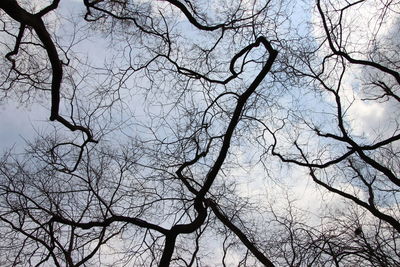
[198,37,278,199]
[50,214,169,235]
[0,0,96,143]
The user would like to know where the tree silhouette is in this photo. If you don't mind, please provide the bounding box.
[0,0,399,266]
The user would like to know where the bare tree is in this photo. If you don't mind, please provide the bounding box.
[0,0,398,266]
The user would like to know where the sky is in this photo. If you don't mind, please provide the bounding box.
[0,1,399,266]
[1,0,397,209]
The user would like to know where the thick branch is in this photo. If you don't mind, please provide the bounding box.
[0,0,96,142]
[198,37,278,199]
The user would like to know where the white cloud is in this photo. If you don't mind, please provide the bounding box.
[310,0,399,140]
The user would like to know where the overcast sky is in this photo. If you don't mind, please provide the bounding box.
[0,0,398,213]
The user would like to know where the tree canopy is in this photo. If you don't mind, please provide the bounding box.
[0,0,399,266]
